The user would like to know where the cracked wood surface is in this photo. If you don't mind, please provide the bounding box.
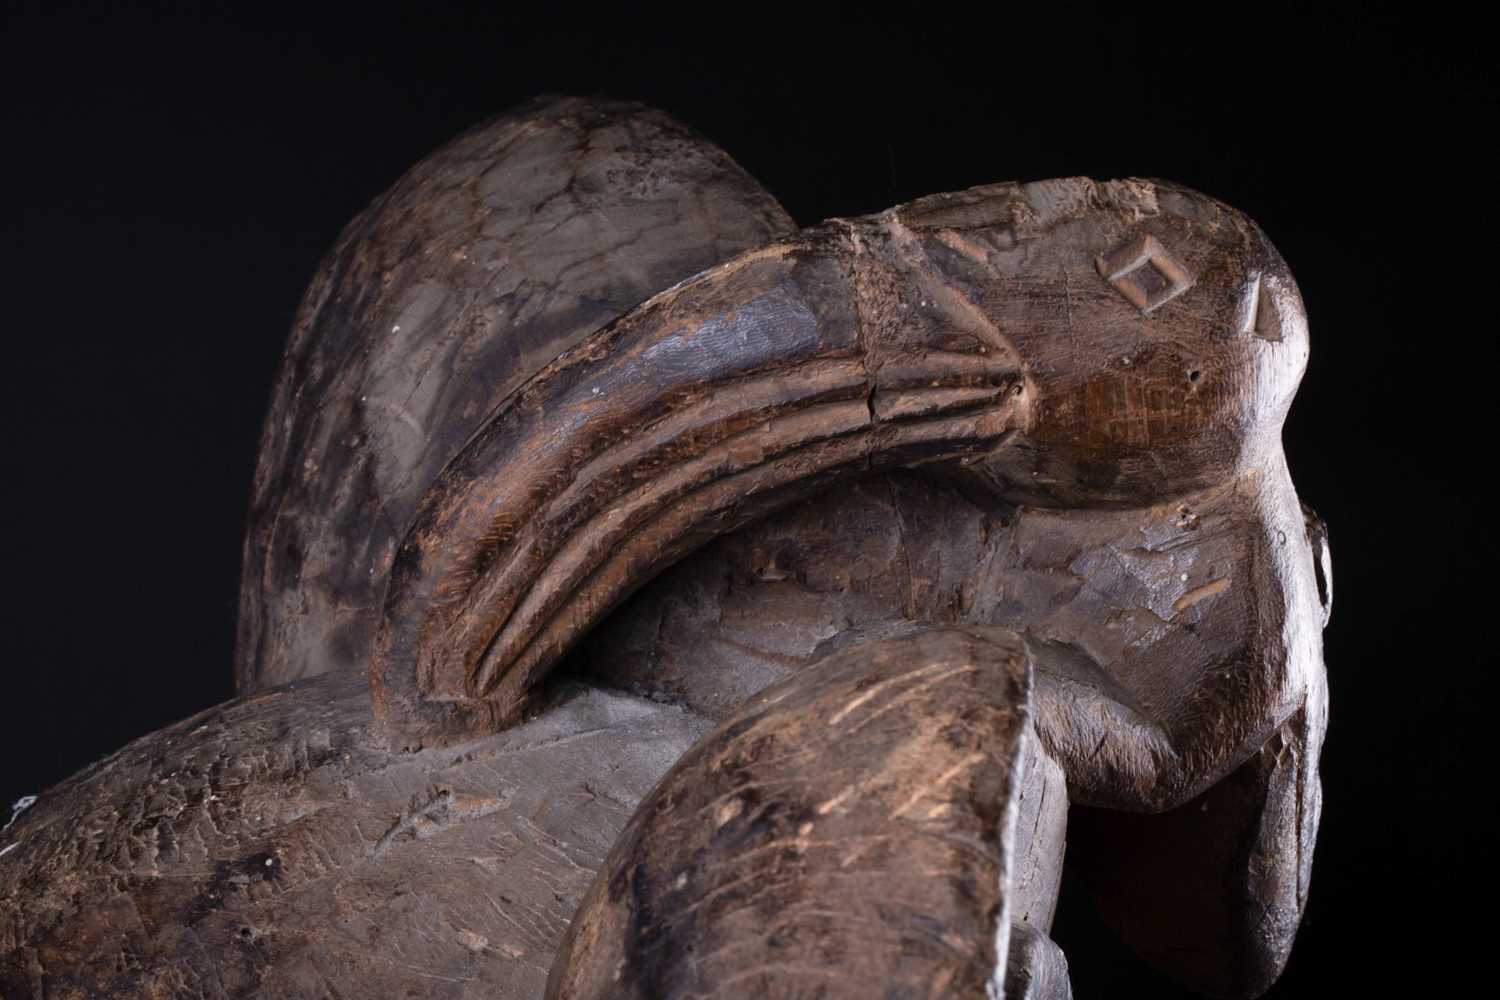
[569,469,1325,996]
[5,96,1331,998]
[238,95,794,692]
[582,466,1328,814]
[0,673,711,998]
[370,171,1315,752]
[548,628,1035,1000]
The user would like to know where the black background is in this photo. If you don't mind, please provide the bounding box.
[1,2,1492,995]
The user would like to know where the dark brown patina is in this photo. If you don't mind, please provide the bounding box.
[0,97,1328,1000]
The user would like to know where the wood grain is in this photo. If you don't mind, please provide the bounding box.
[238,95,793,691]
[0,672,711,998]
[4,97,1331,998]
[372,176,1318,769]
[547,627,1037,999]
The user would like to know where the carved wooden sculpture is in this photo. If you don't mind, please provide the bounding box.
[0,97,1330,999]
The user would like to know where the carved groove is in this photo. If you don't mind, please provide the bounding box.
[1095,233,1195,314]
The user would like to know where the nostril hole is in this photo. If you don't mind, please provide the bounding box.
[1188,370,1202,383]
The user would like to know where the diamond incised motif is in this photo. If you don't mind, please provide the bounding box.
[1096,234,1195,314]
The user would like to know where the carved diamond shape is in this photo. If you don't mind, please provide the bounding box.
[1095,234,1195,315]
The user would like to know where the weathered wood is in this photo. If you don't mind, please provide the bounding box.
[546,627,1040,999]
[1006,925,1073,1000]
[571,470,1325,994]
[579,465,1328,812]
[1065,705,1322,998]
[5,97,1331,998]
[371,176,1315,753]
[0,672,712,998]
[355,150,1328,995]
[238,95,794,692]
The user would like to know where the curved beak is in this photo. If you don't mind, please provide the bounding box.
[372,228,1026,747]
[371,176,1311,750]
